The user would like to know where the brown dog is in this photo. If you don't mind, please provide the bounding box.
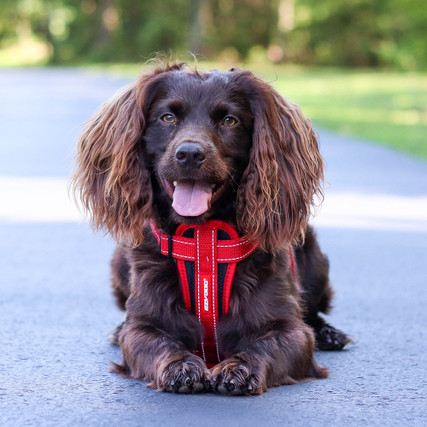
[72,62,349,395]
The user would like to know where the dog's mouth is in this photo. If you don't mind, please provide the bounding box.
[161,178,226,217]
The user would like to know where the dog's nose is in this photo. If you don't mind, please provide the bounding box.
[175,142,206,169]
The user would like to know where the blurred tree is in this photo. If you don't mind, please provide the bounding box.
[0,0,425,69]
[188,0,207,55]
[110,0,191,61]
[0,0,19,41]
[203,0,277,59]
[289,0,427,70]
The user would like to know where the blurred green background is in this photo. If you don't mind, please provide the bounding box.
[1,0,426,159]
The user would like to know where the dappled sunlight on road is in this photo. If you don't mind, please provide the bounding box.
[312,192,427,232]
[1,176,426,233]
[0,176,81,223]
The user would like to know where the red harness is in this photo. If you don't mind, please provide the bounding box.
[151,220,258,366]
[151,220,297,367]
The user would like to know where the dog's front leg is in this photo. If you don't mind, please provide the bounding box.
[211,324,327,395]
[115,319,211,393]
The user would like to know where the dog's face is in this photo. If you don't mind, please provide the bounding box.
[142,71,254,223]
[73,63,323,251]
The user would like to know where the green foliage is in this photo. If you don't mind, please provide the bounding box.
[290,0,427,70]
[0,0,426,70]
[0,0,21,41]
[203,0,278,59]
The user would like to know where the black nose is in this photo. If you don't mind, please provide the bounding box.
[175,142,206,169]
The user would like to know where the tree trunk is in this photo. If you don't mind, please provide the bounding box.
[188,0,210,55]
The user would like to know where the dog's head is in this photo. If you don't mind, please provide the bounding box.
[72,62,323,251]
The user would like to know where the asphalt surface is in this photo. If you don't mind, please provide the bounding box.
[0,68,426,426]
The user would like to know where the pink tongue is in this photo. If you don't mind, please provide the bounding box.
[172,181,213,217]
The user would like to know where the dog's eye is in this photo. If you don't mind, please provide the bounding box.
[161,114,176,123]
[222,116,238,127]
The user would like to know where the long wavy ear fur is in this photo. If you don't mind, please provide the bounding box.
[235,72,324,252]
[71,62,186,245]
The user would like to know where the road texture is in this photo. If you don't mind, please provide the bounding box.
[0,68,426,426]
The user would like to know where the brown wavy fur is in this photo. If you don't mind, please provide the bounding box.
[234,72,323,250]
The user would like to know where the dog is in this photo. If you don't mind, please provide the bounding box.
[72,62,350,395]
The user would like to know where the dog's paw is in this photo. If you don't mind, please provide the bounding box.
[315,323,351,351]
[210,357,266,396]
[156,356,211,394]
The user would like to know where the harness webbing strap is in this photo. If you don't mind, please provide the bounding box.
[289,245,296,278]
[150,224,258,263]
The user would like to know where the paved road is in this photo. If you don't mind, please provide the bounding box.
[1,69,426,426]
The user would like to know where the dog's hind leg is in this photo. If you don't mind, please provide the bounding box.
[295,226,351,350]
[111,245,131,310]
[109,246,131,345]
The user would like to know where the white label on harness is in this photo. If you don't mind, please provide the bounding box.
[203,277,209,311]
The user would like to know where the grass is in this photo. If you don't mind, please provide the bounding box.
[264,67,427,160]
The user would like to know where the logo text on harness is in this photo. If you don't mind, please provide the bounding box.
[203,277,210,312]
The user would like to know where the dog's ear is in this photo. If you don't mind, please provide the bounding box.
[236,73,323,252]
[72,67,172,245]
